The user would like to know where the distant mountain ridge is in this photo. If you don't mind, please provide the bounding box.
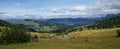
[40,13,120,25]
[104,13,120,18]
[44,18,100,25]
[6,13,120,25]
[62,14,120,33]
[4,13,120,33]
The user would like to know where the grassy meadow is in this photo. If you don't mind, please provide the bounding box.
[0,28,120,49]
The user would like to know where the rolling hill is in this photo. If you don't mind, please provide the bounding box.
[66,28,120,39]
[11,19,78,32]
[63,16,120,33]
[0,19,31,31]
[87,16,120,29]
[0,19,13,27]
[45,18,100,25]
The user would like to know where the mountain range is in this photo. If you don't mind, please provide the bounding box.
[1,13,119,33]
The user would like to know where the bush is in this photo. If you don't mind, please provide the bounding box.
[117,30,120,37]
[0,28,31,44]
[31,35,39,42]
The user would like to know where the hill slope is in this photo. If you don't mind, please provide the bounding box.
[66,28,120,39]
[12,19,77,32]
[0,19,30,31]
[0,19,13,27]
[88,16,120,29]
[63,16,120,33]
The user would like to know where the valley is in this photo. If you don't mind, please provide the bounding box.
[0,0,120,49]
[0,13,120,49]
[0,28,120,49]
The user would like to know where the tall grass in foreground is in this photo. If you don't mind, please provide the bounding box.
[0,37,120,49]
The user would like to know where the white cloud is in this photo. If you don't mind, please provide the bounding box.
[71,5,88,11]
[50,8,62,13]
[38,0,120,18]
[87,0,120,16]
[0,0,120,19]
[0,13,16,19]
[102,9,120,14]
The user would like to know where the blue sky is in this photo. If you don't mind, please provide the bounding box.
[0,0,120,19]
[0,0,97,8]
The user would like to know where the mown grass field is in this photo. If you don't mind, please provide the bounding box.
[0,28,120,49]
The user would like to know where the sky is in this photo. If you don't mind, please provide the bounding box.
[0,0,120,19]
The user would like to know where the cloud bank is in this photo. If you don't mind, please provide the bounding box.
[0,0,120,19]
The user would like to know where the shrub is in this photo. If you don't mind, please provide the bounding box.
[117,29,120,37]
[0,28,31,44]
[31,35,39,42]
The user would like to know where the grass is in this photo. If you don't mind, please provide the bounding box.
[0,38,120,49]
[30,32,51,38]
[0,28,120,49]
[67,28,120,39]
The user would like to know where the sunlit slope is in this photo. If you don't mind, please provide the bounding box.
[66,28,120,39]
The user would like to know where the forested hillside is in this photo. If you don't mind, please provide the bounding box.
[0,19,13,27]
[0,19,32,44]
[87,16,120,29]
[64,16,120,33]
